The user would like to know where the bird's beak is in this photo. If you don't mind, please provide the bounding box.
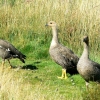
[45,23,48,26]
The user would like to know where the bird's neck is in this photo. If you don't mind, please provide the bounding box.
[50,27,59,47]
[81,42,89,60]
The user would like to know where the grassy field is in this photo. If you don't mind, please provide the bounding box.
[0,0,100,100]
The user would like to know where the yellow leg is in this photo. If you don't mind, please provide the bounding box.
[63,69,67,79]
[86,81,89,90]
[57,69,68,79]
[8,60,12,69]
[1,60,5,68]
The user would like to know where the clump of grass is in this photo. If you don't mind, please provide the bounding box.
[82,83,100,100]
[0,67,33,100]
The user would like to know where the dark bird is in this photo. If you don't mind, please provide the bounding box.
[77,36,100,87]
[45,21,79,79]
[0,39,26,68]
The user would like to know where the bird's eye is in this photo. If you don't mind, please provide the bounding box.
[50,22,52,24]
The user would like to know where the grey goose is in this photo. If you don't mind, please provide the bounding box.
[77,36,100,86]
[0,39,26,68]
[45,21,79,79]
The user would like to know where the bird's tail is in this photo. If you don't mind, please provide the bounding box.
[19,54,26,63]
[12,54,26,63]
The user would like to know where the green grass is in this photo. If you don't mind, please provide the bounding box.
[1,59,100,100]
[0,0,100,99]
[0,60,85,100]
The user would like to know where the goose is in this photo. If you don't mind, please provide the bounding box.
[0,39,26,68]
[45,21,79,79]
[77,36,100,87]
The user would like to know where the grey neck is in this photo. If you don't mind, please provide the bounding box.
[81,42,89,59]
[50,27,59,47]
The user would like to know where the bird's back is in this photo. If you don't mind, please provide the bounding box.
[49,43,79,74]
[0,39,26,63]
[77,57,100,82]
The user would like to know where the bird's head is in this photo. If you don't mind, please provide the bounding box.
[83,35,89,45]
[45,21,57,27]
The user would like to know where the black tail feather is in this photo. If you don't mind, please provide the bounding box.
[20,58,25,63]
[12,54,26,63]
[22,54,26,59]
[20,54,26,63]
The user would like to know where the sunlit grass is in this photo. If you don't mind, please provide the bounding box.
[0,0,100,99]
[0,60,100,100]
[0,61,84,100]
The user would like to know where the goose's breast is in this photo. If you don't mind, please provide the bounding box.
[77,59,92,74]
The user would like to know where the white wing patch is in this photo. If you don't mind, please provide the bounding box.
[6,48,10,51]
[16,54,18,56]
[71,57,73,60]
[0,46,2,48]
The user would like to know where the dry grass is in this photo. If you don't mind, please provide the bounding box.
[0,0,100,100]
[0,67,33,100]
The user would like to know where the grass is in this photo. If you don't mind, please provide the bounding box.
[0,60,85,100]
[0,60,100,100]
[0,0,100,99]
